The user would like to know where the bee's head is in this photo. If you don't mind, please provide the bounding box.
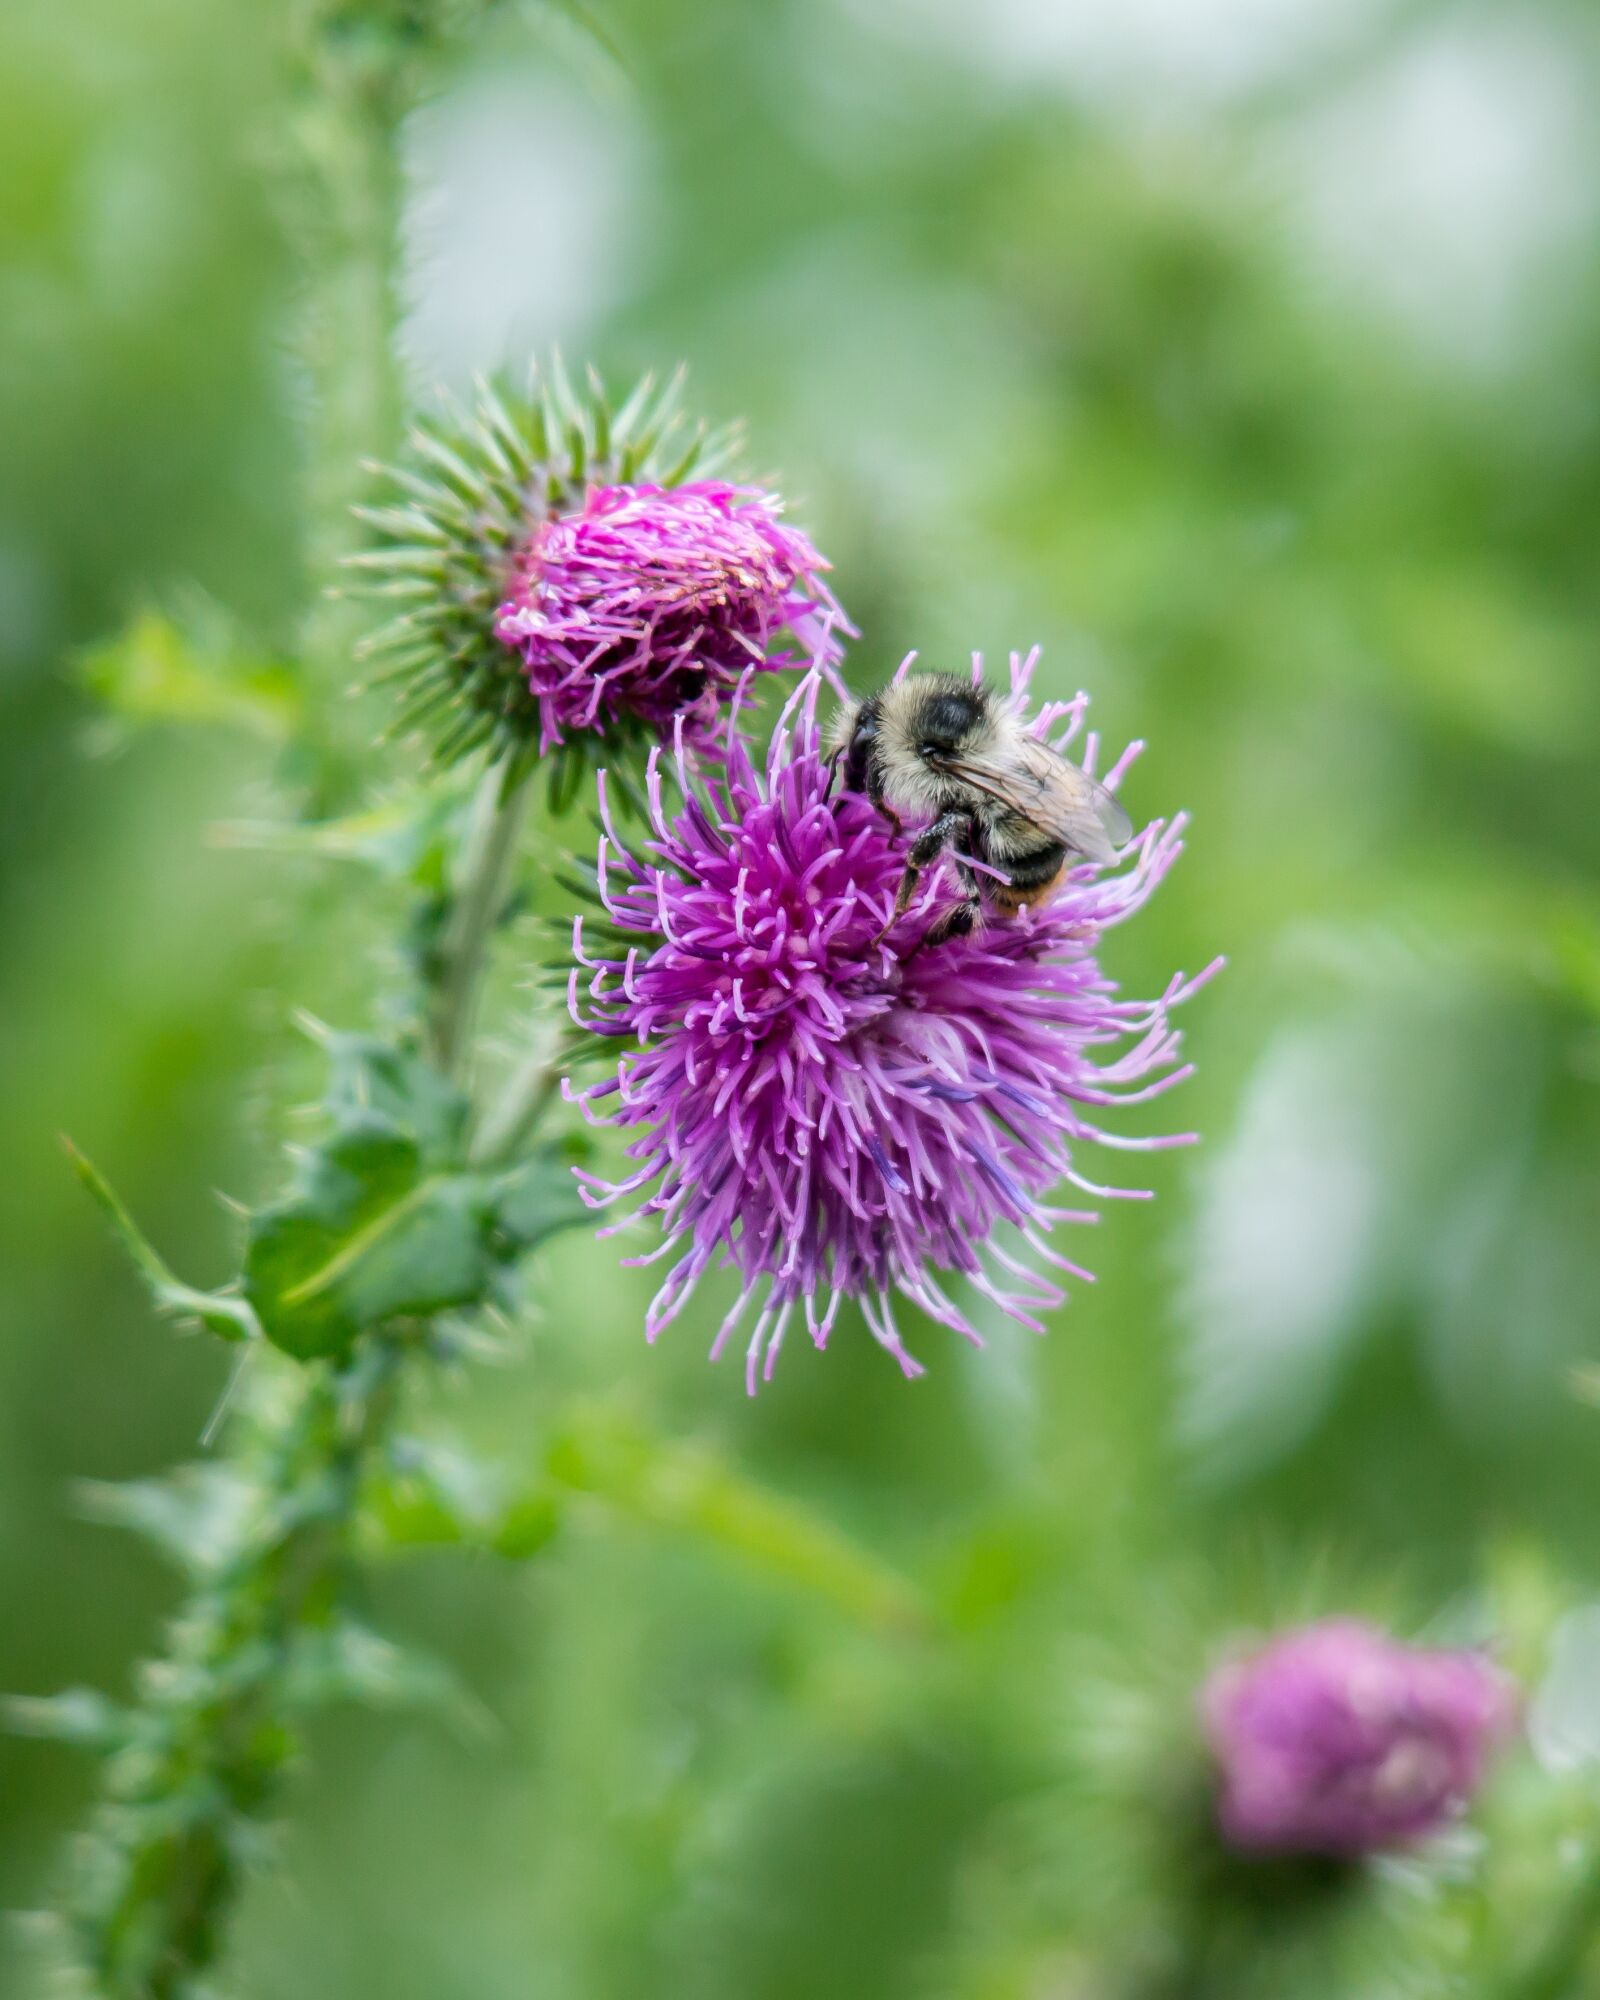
[837,673,995,809]
[908,675,987,763]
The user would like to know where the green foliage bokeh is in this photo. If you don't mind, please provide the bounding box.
[4,0,1600,1993]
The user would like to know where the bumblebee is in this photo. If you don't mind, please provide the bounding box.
[832,671,1132,945]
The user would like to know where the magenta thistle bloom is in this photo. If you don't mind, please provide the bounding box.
[1202,1619,1516,1856]
[356,365,844,767]
[565,650,1220,1392]
[495,481,845,756]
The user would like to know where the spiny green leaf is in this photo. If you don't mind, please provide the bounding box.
[77,604,299,741]
[320,1032,470,1166]
[243,1035,589,1361]
[64,1140,259,1344]
[74,1466,256,1578]
[244,1116,496,1360]
[282,1618,490,1737]
[491,1147,589,1255]
[5,1688,129,1749]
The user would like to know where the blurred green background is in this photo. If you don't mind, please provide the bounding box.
[4,0,1600,1993]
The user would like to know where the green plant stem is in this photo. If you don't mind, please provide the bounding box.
[290,13,408,791]
[64,681,535,1999]
[471,1042,564,1165]
[74,1341,404,1998]
[428,753,536,1079]
[64,23,427,1995]
[68,729,527,1992]
[65,740,531,1991]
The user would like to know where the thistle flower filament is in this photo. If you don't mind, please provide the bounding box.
[494,479,843,755]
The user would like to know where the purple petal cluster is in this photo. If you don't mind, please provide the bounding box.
[495,481,845,754]
[1203,1619,1516,1856]
[566,651,1219,1391]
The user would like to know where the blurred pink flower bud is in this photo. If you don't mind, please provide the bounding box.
[1203,1619,1516,1856]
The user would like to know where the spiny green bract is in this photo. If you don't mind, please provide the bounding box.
[350,360,738,788]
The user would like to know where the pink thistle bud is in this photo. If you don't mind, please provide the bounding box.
[494,480,843,756]
[354,364,845,770]
[1202,1619,1517,1856]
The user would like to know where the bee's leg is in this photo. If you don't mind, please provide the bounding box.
[897,811,970,909]
[822,746,844,801]
[875,812,971,944]
[864,765,903,838]
[906,846,982,955]
[919,897,981,950]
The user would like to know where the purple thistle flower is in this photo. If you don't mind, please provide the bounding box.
[1202,1619,1517,1856]
[357,368,844,767]
[565,649,1220,1392]
[494,481,846,756]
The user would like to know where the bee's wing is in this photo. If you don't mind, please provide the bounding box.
[941,738,1133,866]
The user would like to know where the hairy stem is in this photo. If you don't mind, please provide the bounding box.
[64,731,532,1992]
[289,10,408,792]
[73,1341,404,1997]
[63,576,537,2000]
[68,722,530,1991]
[63,20,421,1995]
[428,752,537,1080]
[471,1041,564,1165]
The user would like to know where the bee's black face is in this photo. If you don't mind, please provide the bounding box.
[916,686,982,759]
